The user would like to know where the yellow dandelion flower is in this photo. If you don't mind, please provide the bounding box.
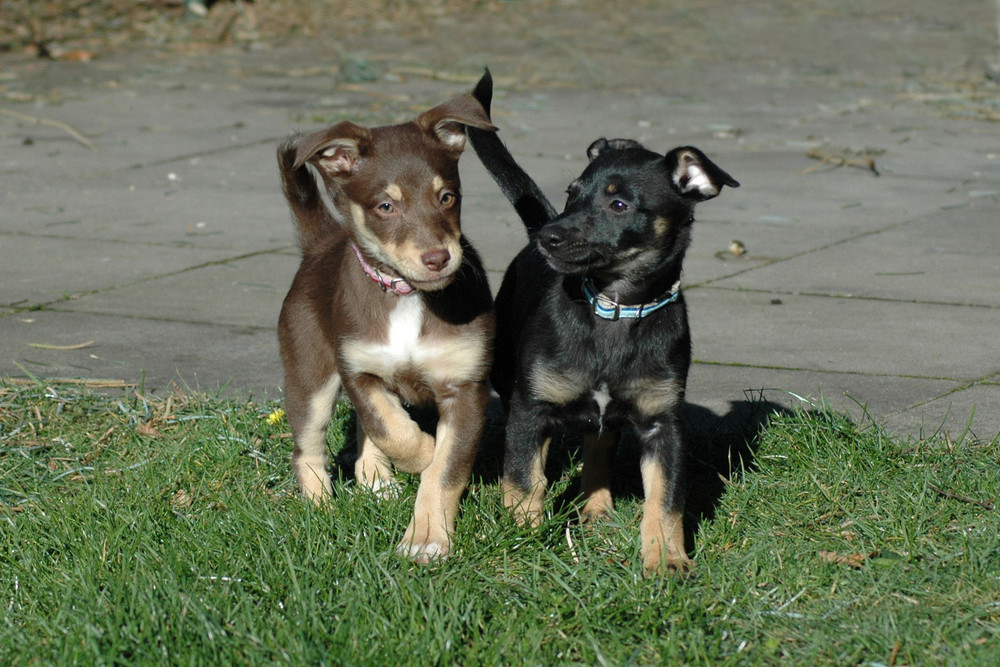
[266,408,286,426]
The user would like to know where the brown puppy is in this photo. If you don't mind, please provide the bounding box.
[277,93,496,562]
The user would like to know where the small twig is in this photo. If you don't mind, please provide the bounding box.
[52,465,94,481]
[104,459,152,475]
[565,526,580,564]
[389,66,492,85]
[888,639,902,667]
[2,377,134,389]
[800,147,879,176]
[27,340,96,351]
[927,483,994,511]
[0,107,95,150]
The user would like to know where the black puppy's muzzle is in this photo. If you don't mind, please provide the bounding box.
[536,220,607,272]
[537,224,581,253]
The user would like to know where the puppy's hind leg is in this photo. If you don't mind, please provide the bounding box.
[289,374,342,504]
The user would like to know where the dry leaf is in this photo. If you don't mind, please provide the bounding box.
[136,421,161,438]
[54,49,95,62]
[818,550,876,569]
[171,489,192,509]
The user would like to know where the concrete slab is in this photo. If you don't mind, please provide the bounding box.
[685,288,1000,381]
[705,204,1000,307]
[885,380,1000,444]
[0,234,239,309]
[2,309,282,398]
[684,362,971,436]
[57,250,296,329]
[2,178,293,253]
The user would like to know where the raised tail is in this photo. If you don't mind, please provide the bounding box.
[467,70,557,237]
[277,137,337,252]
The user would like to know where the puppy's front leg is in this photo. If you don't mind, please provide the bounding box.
[502,393,551,526]
[580,430,617,522]
[346,375,436,474]
[354,421,397,497]
[398,381,488,563]
[637,414,692,574]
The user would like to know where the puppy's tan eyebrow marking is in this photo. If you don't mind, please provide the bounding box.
[385,183,403,201]
[606,183,618,194]
[432,176,445,192]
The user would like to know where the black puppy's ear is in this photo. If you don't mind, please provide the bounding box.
[666,146,740,200]
[417,93,498,152]
[586,137,644,162]
[292,121,372,177]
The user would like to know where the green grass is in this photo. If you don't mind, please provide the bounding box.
[1,380,998,665]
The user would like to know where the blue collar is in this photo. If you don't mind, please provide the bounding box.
[582,278,680,320]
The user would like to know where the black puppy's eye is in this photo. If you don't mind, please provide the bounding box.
[610,199,629,213]
[376,202,396,214]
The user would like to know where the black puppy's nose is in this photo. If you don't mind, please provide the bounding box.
[538,226,567,250]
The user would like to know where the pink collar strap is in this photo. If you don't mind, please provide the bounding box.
[351,243,416,295]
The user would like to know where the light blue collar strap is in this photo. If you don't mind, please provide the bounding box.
[582,278,680,320]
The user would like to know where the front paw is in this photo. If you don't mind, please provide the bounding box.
[641,541,694,576]
[396,538,449,565]
[357,474,402,500]
[295,460,333,505]
[502,479,545,527]
[396,521,451,564]
[579,489,614,523]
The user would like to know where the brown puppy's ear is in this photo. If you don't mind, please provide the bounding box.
[665,146,740,201]
[417,94,497,152]
[292,121,372,176]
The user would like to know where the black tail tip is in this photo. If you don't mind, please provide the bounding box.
[473,68,493,116]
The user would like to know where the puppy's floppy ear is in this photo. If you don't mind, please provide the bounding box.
[586,137,644,162]
[292,121,372,177]
[417,93,498,152]
[665,146,740,201]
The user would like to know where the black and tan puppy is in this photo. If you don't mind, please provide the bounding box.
[277,92,496,562]
[468,72,739,573]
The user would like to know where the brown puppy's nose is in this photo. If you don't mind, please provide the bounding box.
[421,249,450,272]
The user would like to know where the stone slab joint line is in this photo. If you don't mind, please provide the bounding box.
[1,247,291,313]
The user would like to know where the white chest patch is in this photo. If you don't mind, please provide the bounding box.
[386,295,424,360]
[339,297,487,385]
[592,382,612,418]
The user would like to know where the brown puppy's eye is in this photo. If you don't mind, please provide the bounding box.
[440,191,457,207]
[376,202,396,214]
[610,200,629,213]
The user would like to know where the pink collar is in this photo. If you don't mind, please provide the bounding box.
[351,243,416,295]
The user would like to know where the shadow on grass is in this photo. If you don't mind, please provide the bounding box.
[326,389,793,558]
[511,390,793,554]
